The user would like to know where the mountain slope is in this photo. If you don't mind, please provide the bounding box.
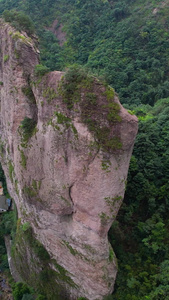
[0,0,169,106]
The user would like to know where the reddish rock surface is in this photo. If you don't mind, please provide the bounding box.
[0,20,138,299]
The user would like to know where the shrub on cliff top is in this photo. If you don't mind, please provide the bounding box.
[34,64,49,77]
[3,10,35,35]
[58,65,90,109]
[58,65,122,153]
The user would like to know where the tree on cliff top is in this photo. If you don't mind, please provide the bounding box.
[3,10,35,35]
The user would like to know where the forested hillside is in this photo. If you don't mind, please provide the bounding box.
[110,98,169,299]
[0,0,169,106]
[0,0,169,299]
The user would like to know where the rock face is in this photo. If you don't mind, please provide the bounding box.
[0,20,138,300]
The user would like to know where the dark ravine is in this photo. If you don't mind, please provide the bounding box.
[0,20,138,299]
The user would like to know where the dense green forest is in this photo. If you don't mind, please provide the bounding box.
[0,0,169,299]
[110,98,169,299]
[1,0,169,106]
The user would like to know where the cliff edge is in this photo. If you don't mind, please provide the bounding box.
[0,20,138,300]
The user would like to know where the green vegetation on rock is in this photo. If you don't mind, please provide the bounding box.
[11,219,76,299]
[4,54,9,62]
[20,150,27,169]
[3,9,35,35]
[34,64,49,77]
[22,86,36,104]
[8,161,14,183]
[58,66,122,152]
[19,117,37,146]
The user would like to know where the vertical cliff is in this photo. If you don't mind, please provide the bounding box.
[0,20,138,300]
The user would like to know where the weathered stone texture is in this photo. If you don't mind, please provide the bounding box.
[0,20,138,300]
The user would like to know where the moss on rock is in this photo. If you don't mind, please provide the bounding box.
[58,66,122,153]
[12,220,77,300]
